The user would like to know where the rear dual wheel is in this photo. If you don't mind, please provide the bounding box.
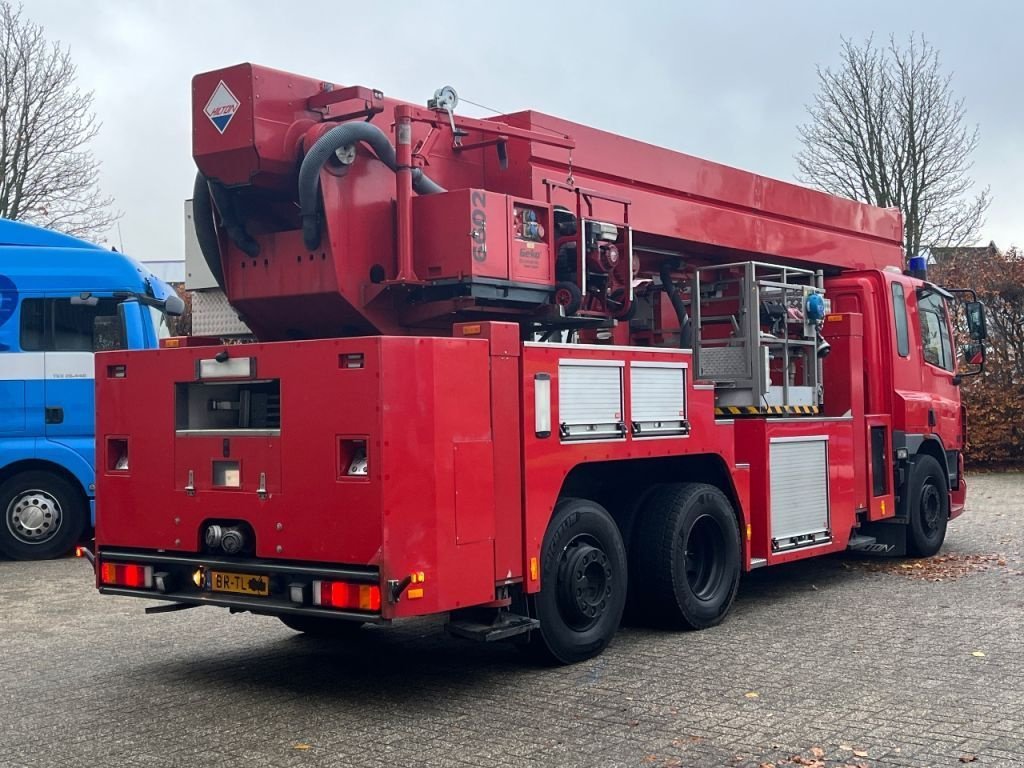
[631,483,741,630]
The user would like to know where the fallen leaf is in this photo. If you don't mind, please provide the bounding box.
[960,755,978,763]
[293,743,311,751]
[971,651,986,657]
[839,745,853,751]
[853,749,868,757]
[759,763,776,768]
[745,691,760,699]
[810,747,825,758]
[628,719,640,727]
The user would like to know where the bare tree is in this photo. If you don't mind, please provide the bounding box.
[0,2,117,238]
[796,35,990,261]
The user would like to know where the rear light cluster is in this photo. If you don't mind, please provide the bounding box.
[312,580,381,612]
[100,562,153,589]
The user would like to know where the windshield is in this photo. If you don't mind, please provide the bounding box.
[147,304,173,340]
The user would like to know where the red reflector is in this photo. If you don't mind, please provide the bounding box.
[313,580,381,612]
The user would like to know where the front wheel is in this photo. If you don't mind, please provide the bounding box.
[524,497,628,665]
[905,454,949,557]
[0,471,87,560]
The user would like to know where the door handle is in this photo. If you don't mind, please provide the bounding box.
[45,407,64,424]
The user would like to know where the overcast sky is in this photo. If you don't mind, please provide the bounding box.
[26,0,1024,260]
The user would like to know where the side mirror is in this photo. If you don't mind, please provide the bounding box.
[962,342,984,366]
[965,300,987,340]
[163,294,186,317]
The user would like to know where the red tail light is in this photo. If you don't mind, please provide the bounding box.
[312,580,381,611]
[100,562,154,589]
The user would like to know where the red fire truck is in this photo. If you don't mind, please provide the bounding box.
[92,64,988,664]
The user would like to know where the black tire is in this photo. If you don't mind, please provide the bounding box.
[0,471,87,560]
[278,614,364,638]
[905,454,949,557]
[553,281,583,316]
[524,497,628,665]
[631,483,741,630]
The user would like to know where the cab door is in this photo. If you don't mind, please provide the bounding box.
[42,295,126,462]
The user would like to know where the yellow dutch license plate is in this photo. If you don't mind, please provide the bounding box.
[209,570,269,597]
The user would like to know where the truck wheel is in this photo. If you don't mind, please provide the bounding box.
[906,454,949,557]
[0,471,86,560]
[524,497,627,665]
[278,615,364,637]
[632,483,741,629]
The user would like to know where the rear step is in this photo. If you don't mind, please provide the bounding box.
[445,612,539,642]
[846,534,878,551]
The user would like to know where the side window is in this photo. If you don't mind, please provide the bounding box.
[891,283,909,357]
[22,298,126,352]
[51,298,125,351]
[917,291,954,372]
[892,284,909,356]
[19,298,46,351]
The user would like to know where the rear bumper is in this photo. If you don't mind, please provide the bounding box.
[96,549,385,623]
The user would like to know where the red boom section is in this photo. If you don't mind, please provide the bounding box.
[191,63,904,342]
[495,111,903,271]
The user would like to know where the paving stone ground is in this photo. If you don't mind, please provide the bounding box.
[1,472,1022,768]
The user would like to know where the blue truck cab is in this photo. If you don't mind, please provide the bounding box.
[0,218,183,560]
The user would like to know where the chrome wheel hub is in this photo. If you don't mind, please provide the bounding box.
[7,490,62,544]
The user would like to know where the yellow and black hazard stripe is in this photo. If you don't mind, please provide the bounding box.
[714,405,821,417]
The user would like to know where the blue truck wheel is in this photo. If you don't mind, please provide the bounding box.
[0,471,86,560]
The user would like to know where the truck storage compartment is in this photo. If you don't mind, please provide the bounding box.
[175,379,281,434]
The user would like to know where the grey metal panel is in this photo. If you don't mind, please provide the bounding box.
[184,199,219,291]
[770,438,829,540]
[699,346,748,378]
[558,362,622,439]
[630,364,686,434]
[191,290,252,337]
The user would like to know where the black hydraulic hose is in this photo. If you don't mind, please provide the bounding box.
[192,172,225,290]
[660,260,693,349]
[297,121,445,251]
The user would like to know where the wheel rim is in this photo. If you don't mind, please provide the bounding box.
[6,489,62,545]
[555,288,574,307]
[682,513,727,601]
[919,480,943,538]
[555,535,614,631]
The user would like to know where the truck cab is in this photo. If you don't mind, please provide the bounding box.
[0,219,183,559]
[826,267,983,548]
